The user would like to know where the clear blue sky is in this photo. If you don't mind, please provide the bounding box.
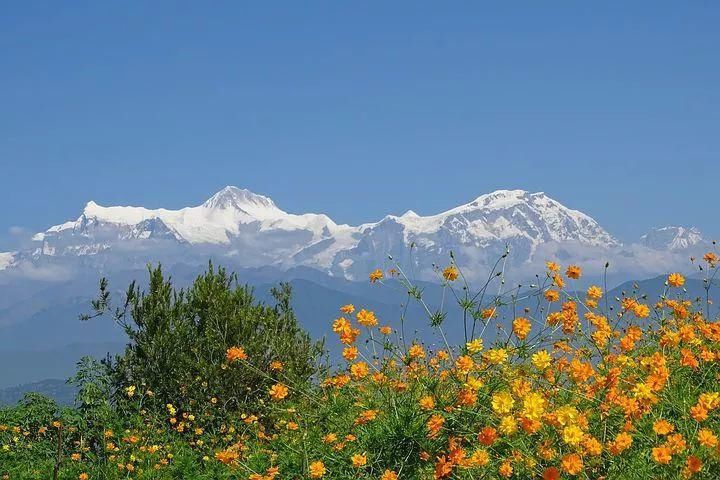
[1,2,718,248]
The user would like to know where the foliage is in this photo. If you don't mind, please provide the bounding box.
[3,255,720,479]
[83,264,324,416]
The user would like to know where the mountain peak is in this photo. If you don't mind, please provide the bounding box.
[465,189,538,209]
[431,189,619,247]
[640,226,704,250]
[83,200,101,215]
[202,186,280,214]
[477,188,529,199]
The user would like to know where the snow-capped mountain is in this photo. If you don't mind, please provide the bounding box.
[0,252,14,271]
[0,187,623,280]
[33,187,348,246]
[640,226,705,251]
[23,187,356,269]
[328,190,618,279]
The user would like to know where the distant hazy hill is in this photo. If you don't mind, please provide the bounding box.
[1,271,717,405]
[0,342,124,389]
[0,379,76,406]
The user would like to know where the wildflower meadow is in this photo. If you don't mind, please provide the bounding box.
[3,252,720,479]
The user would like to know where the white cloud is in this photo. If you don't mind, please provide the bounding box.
[0,259,76,283]
[452,241,703,289]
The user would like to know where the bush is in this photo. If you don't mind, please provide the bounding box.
[83,264,324,415]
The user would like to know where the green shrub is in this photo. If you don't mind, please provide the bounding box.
[83,264,324,415]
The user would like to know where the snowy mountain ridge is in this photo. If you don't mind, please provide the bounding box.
[34,187,349,245]
[640,226,705,251]
[0,187,708,280]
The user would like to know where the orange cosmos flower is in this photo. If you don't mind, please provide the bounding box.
[369,269,384,283]
[350,362,369,379]
[332,316,351,333]
[457,388,478,407]
[454,355,474,374]
[268,383,289,401]
[309,461,326,478]
[633,303,650,318]
[351,453,367,467]
[583,436,603,456]
[543,467,561,480]
[340,304,355,314]
[666,433,686,454]
[545,289,560,302]
[226,346,247,362]
[380,471,398,480]
[608,432,633,455]
[342,346,358,361]
[586,285,603,300]
[691,404,709,422]
[512,317,532,340]
[478,426,497,446]
[561,453,583,475]
[703,252,718,265]
[652,446,672,464]
[419,395,436,410]
[339,326,360,345]
[668,272,685,287]
[354,409,378,425]
[566,265,582,279]
[698,428,718,447]
[481,307,497,319]
[686,455,702,473]
[427,414,445,438]
[651,420,673,436]
[356,309,378,327]
[434,456,453,478]
[499,461,513,478]
[215,449,239,465]
[442,265,459,281]
[408,344,426,359]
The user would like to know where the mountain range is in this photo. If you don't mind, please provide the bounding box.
[1,186,710,282]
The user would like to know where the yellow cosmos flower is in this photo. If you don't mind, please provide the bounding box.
[492,391,515,415]
[466,338,484,354]
[532,350,552,370]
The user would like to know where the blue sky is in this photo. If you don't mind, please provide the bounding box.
[1,2,718,248]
